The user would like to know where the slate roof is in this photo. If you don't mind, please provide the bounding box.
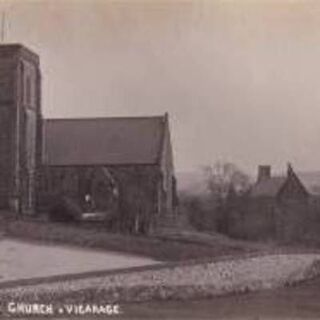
[250,176,287,197]
[44,116,166,166]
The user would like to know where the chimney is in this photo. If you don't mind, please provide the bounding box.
[287,162,294,177]
[257,165,271,183]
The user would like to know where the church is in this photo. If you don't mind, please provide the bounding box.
[0,43,178,234]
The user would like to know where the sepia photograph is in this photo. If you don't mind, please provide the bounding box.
[0,0,320,319]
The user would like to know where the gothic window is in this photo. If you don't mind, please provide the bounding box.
[26,76,31,105]
[60,172,65,181]
[0,80,5,100]
[24,109,36,169]
[0,76,11,101]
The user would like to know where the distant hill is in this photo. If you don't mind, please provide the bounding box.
[176,169,320,196]
[297,171,320,195]
[176,169,254,196]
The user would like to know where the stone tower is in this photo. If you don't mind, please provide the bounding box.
[0,44,42,214]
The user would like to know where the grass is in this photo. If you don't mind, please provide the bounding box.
[1,214,319,263]
[118,277,320,319]
[5,277,320,319]
[0,216,265,262]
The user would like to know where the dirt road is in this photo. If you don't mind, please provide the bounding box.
[0,239,158,282]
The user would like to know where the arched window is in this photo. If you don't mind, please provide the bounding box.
[26,76,32,105]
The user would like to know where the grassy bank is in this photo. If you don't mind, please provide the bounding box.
[0,253,319,314]
[120,277,320,319]
[0,217,261,262]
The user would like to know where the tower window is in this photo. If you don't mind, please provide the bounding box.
[26,76,31,105]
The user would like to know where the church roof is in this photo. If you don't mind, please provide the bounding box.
[44,115,166,166]
[250,176,287,197]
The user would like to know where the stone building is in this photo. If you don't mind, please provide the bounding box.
[227,164,310,241]
[38,114,177,233]
[0,43,178,234]
[0,44,42,214]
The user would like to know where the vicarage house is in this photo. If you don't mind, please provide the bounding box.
[226,164,318,241]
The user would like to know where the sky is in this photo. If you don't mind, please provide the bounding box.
[1,0,320,174]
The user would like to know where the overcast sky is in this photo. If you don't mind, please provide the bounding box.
[1,0,320,174]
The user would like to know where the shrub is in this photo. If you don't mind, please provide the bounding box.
[48,196,82,222]
[179,193,221,231]
[5,219,255,261]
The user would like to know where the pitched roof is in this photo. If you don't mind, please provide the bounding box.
[44,116,166,166]
[250,176,287,197]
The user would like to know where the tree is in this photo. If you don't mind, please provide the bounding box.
[200,161,251,233]
[202,161,251,202]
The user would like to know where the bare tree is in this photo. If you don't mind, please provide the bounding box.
[202,161,251,202]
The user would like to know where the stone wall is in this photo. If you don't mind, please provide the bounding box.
[226,196,313,242]
[159,113,175,216]
[226,197,276,240]
[19,57,42,214]
[0,106,13,208]
[0,56,15,209]
[0,45,41,214]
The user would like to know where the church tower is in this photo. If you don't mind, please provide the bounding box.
[0,44,42,214]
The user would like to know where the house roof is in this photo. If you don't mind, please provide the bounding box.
[250,176,287,197]
[44,116,166,166]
